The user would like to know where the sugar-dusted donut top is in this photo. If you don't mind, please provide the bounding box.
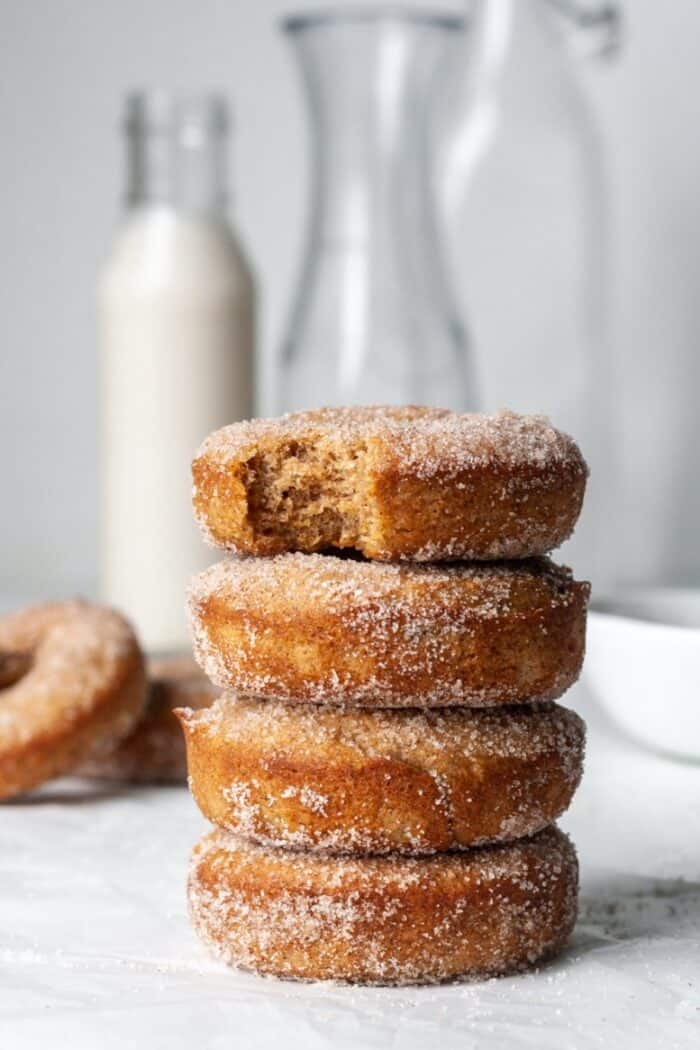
[191,823,577,901]
[189,551,589,624]
[0,601,141,746]
[185,693,585,775]
[196,406,588,481]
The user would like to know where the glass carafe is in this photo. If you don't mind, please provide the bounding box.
[441,0,620,585]
[278,9,476,413]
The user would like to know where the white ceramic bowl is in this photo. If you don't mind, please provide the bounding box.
[584,589,700,761]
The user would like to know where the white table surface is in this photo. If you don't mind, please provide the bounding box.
[1,680,698,1050]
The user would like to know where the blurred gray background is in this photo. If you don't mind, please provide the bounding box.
[2,0,699,600]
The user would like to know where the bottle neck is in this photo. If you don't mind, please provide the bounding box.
[124,92,229,217]
[293,20,449,240]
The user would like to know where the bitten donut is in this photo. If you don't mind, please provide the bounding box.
[76,655,216,784]
[179,695,585,854]
[189,553,589,708]
[188,825,578,984]
[0,601,146,800]
[192,407,587,562]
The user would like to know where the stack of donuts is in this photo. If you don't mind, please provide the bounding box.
[181,406,590,985]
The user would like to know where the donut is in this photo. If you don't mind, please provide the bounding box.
[192,407,587,562]
[76,655,216,784]
[188,553,589,708]
[188,825,578,984]
[179,695,585,854]
[0,601,146,800]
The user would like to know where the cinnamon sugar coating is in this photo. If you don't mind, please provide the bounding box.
[76,655,216,784]
[188,825,578,985]
[0,601,146,799]
[188,553,589,708]
[179,695,585,854]
[192,407,587,562]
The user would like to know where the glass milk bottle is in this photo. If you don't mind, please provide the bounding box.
[98,93,254,652]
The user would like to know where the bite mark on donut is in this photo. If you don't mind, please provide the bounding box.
[239,439,370,553]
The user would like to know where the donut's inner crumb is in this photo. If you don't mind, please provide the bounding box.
[241,439,369,551]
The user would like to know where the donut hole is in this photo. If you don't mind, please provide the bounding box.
[0,651,33,690]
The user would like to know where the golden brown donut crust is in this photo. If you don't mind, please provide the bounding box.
[76,655,216,784]
[188,553,589,708]
[192,407,587,562]
[179,695,585,854]
[0,601,146,800]
[188,825,578,985]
